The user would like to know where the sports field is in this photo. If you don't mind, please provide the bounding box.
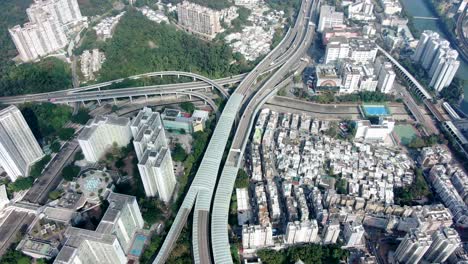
[394,124,418,145]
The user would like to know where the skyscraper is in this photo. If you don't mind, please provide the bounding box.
[424,227,461,263]
[132,108,176,202]
[10,0,85,62]
[343,222,365,248]
[0,106,44,182]
[377,65,396,94]
[394,228,432,264]
[27,0,83,25]
[54,193,144,264]
[430,52,460,92]
[78,115,132,163]
[176,1,221,39]
[284,220,319,244]
[9,14,68,62]
[323,221,340,244]
[412,30,460,92]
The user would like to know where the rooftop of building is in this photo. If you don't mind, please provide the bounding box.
[78,115,130,141]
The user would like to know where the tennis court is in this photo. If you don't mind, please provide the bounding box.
[394,125,418,145]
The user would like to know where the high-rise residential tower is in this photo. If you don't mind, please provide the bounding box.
[54,193,144,264]
[176,1,221,39]
[0,106,44,182]
[424,227,461,263]
[132,108,176,203]
[78,115,132,163]
[394,228,432,264]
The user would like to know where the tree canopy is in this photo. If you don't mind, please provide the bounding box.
[97,10,250,81]
[257,244,348,264]
[0,57,72,97]
[20,103,73,142]
[62,164,81,181]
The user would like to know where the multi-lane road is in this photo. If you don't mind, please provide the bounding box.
[153,0,317,263]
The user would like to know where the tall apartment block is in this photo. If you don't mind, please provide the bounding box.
[132,107,176,203]
[78,115,132,163]
[177,1,221,39]
[377,64,396,94]
[27,0,83,25]
[9,15,68,62]
[9,0,85,62]
[0,106,44,182]
[323,220,341,244]
[412,30,460,92]
[54,193,144,264]
[242,224,273,249]
[343,222,365,248]
[284,220,319,244]
[394,228,432,264]
[318,5,344,32]
[424,227,461,263]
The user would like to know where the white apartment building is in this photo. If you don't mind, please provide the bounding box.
[54,193,144,264]
[347,0,375,21]
[10,0,85,62]
[424,227,461,263]
[430,55,460,92]
[413,30,460,92]
[137,148,176,202]
[355,117,395,142]
[242,224,273,249]
[379,0,402,15]
[377,65,396,93]
[324,38,377,65]
[78,115,132,163]
[27,0,83,26]
[394,228,432,264]
[130,107,167,161]
[340,64,361,93]
[323,221,340,244]
[0,105,44,182]
[318,5,344,32]
[234,0,261,7]
[343,222,365,248]
[177,1,221,39]
[80,49,105,81]
[349,38,377,64]
[284,220,319,244]
[9,16,68,62]
[237,188,251,226]
[132,108,176,202]
[324,37,349,64]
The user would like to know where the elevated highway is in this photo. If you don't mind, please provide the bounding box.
[210,0,320,262]
[153,0,315,263]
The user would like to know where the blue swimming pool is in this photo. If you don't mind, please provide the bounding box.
[129,234,147,257]
[362,105,390,116]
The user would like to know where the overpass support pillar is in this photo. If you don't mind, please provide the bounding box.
[193,77,196,81]
[82,100,85,106]
[97,99,101,106]
[129,96,133,103]
[145,94,148,101]
[188,94,192,100]
[177,74,180,79]
[97,87,101,91]
[113,98,117,105]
